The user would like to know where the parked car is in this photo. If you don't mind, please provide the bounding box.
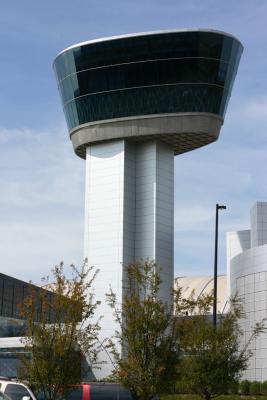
[0,379,134,400]
[0,391,13,400]
[0,378,36,400]
[65,383,133,400]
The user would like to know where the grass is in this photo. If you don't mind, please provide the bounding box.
[161,396,267,400]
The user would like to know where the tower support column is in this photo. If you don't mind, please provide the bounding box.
[84,139,174,378]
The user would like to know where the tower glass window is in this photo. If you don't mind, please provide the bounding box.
[54,30,243,131]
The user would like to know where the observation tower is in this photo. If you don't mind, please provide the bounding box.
[54,29,243,378]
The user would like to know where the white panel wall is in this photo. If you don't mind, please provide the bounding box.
[230,248,267,381]
[135,142,174,302]
[84,140,174,379]
[155,143,174,301]
[135,142,157,261]
[226,230,251,296]
[228,202,267,381]
[251,202,267,247]
[85,141,126,379]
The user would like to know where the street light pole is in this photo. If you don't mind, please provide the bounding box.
[213,203,226,327]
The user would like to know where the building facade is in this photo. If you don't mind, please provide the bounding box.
[228,202,267,381]
[0,273,56,377]
[54,29,243,378]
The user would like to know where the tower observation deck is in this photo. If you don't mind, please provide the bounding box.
[54,29,243,378]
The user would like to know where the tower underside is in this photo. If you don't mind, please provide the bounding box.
[84,139,174,378]
[71,113,222,159]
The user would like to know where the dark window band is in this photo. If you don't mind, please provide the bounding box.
[54,31,243,131]
[54,31,241,81]
[64,84,226,131]
[58,58,235,104]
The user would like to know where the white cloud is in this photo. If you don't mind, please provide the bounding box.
[0,217,84,284]
[229,96,267,121]
[1,90,267,283]
[0,125,85,281]
[175,205,213,232]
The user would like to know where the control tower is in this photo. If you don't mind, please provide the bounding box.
[53,29,243,378]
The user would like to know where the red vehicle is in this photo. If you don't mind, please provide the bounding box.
[66,383,133,400]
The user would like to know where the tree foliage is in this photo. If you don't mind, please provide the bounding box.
[107,261,265,400]
[106,260,181,400]
[20,261,100,400]
[176,291,265,400]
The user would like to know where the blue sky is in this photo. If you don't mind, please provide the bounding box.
[1,0,267,282]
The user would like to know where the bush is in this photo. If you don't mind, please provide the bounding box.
[175,380,191,394]
[262,380,267,395]
[239,380,250,395]
[228,381,239,395]
[250,380,262,395]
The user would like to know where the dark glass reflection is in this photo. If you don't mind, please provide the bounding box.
[64,84,225,130]
[59,58,234,104]
[0,273,56,323]
[0,317,27,337]
[54,31,241,81]
[54,31,243,130]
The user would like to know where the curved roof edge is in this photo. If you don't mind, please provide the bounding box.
[54,28,243,63]
[175,274,228,314]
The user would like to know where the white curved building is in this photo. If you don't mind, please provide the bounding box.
[227,202,267,381]
[175,275,228,314]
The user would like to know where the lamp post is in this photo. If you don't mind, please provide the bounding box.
[213,203,226,327]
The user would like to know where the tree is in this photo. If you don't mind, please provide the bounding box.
[176,292,265,400]
[106,260,181,400]
[20,261,101,400]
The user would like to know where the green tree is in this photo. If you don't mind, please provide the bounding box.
[176,293,265,400]
[106,260,181,400]
[239,380,251,395]
[20,261,100,400]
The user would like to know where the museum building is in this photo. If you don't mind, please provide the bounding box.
[228,202,267,381]
[0,273,54,376]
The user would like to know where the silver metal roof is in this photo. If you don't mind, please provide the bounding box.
[175,275,228,314]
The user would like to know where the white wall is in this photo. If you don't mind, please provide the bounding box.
[226,230,251,296]
[251,202,267,247]
[228,202,267,381]
[84,140,174,379]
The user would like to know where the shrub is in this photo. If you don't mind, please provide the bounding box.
[175,380,191,394]
[228,381,239,394]
[239,380,250,395]
[262,380,267,395]
[250,380,262,395]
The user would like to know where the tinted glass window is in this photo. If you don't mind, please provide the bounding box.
[65,387,83,400]
[58,58,234,104]
[54,31,242,130]
[13,283,24,319]
[2,280,14,318]
[5,384,31,400]
[64,83,225,130]
[54,31,240,80]
[0,392,11,400]
[91,384,132,400]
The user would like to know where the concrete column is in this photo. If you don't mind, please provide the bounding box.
[135,141,174,302]
[84,140,174,379]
